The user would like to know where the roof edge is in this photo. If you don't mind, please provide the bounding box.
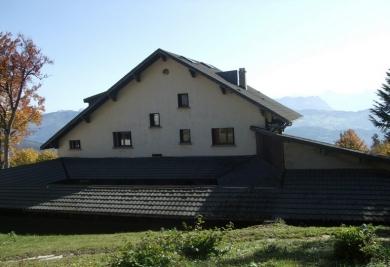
[41,48,165,149]
[83,92,106,104]
[250,126,390,163]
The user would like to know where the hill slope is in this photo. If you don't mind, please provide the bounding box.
[22,110,79,149]
[277,96,333,111]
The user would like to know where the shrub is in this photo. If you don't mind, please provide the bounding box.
[8,231,17,242]
[10,148,39,167]
[273,218,286,225]
[111,216,233,265]
[110,234,175,267]
[367,246,390,266]
[37,149,58,162]
[333,224,379,263]
[173,216,233,260]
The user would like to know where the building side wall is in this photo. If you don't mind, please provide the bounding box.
[284,142,390,170]
[58,58,265,157]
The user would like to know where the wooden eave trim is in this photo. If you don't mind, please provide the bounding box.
[189,69,197,78]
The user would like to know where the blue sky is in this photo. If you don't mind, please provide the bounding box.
[2,0,390,112]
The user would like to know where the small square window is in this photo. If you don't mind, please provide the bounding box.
[178,93,189,108]
[180,129,191,144]
[69,140,81,150]
[113,131,132,148]
[211,128,235,145]
[150,113,160,127]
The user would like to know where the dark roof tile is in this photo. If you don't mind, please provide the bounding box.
[1,157,390,223]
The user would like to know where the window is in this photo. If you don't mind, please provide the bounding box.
[69,140,81,150]
[180,129,191,144]
[211,128,235,145]
[178,93,189,108]
[113,131,132,147]
[149,113,160,127]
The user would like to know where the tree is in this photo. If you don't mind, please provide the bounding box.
[370,134,390,157]
[37,149,58,162]
[370,69,390,140]
[10,148,58,167]
[371,141,390,157]
[335,129,369,152]
[0,32,52,168]
[10,148,38,167]
[371,133,381,149]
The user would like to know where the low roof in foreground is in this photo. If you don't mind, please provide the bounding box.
[1,157,389,223]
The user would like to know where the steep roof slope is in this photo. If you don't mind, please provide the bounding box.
[41,49,301,149]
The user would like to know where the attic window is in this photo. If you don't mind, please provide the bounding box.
[178,93,189,108]
[113,131,132,148]
[212,128,235,146]
[69,140,81,150]
[149,113,161,127]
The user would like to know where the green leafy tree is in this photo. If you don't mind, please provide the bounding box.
[370,70,390,140]
[335,129,368,152]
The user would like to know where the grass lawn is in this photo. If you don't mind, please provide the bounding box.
[1,223,389,266]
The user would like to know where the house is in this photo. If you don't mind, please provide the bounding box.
[1,49,389,233]
[40,48,300,157]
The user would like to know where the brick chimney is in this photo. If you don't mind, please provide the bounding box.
[238,68,246,89]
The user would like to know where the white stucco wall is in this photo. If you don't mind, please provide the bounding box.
[58,58,265,157]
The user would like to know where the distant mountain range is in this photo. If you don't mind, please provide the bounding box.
[276,96,333,111]
[21,96,381,149]
[277,97,381,146]
[283,109,379,146]
[22,110,79,149]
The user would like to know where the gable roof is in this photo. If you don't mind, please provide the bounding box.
[41,49,301,149]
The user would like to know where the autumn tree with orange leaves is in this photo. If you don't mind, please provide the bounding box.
[0,32,52,168]
[335,129,369,152]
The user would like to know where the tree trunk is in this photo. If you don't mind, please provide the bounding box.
[0,137,3,168]
[2,131,10,169]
